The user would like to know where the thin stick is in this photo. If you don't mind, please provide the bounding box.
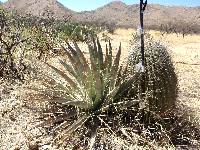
[140,0,147,96]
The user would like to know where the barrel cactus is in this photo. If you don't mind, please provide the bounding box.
[127,33,178,115]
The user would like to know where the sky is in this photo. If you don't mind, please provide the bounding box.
[1,0,200,12]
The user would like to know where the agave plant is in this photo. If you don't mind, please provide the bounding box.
[28,38,139,147]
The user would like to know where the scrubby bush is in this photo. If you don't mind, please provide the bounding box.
[128,33,178,115]
[0,8,102,81]
[57,22,101,42]
[0,8,30,81]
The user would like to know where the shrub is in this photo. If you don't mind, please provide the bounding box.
[128,33,178,115]
[0,8,30,81]
[57,23,100,42]
[27,39,140,147]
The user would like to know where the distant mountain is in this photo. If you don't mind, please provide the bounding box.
[3,0,75,20]
[75,1,134,27]
[75,1,200,28]
[2,0,200,28]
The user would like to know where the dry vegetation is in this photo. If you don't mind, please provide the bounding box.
[0,28,200,149]
[1,1,200,149]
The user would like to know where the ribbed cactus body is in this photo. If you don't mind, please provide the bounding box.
[128,33,178,115]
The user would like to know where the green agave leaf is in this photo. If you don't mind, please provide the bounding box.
[66,42,84,72]
[97,38,104,70]
[61,45,86,82]
[115,65,123,86]
[110,43,121,90]
[92,38,98,64]
[29,87,70,99]
[42,80,67,91]
[90,60,102,107]
[65,42,89,86]
[71,42,94,90]
[103,44,109,70]
[60,46,93,105]
[121,64,128,81]
[73,41,90,72]
[28,90,75,103]
[46,63,77,89]
[61,46,76,66]
[87,38,98,67]
[108,40,113,69]
[59,60,77,78]
[31,97,71,104]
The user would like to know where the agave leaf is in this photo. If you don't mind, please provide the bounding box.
[114,74,137,103]
[105,85,121,105]
[103,44,109,70]
[29,87,70,99]
[30,90,89,109]
[71,42,94,93]
[110,43,121,90]
[108,40,113,69]
[87,38,98,66]
[97,38,103,70]
[59,59,77,78]
[121,64,128,81]
[57,115,90,142]
[92,38,98,64]
[46,63,77,89]
[35,75,71,93]
[73,41,90,72]
[66,42,85,74]
[66,42,89,86]
[37,75,57,86]
[83,72,96,104]
[71,42,92,87]
[61,46,76,65]
[115,65,123,86]
[90,60,102,106]
[66,42,79,58]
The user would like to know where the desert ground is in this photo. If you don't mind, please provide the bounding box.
[0,29,200,149]
[110,29,200,126]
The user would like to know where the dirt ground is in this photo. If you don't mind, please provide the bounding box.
[0,29,200,149]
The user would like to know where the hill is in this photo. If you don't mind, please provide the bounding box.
[75,1,200,29]
[2,0,200,30]
[2,0,75,20]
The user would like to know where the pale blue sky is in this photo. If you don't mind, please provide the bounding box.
[1,0,200,12]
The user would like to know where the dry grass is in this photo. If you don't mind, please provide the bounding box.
[0,28,200,149]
